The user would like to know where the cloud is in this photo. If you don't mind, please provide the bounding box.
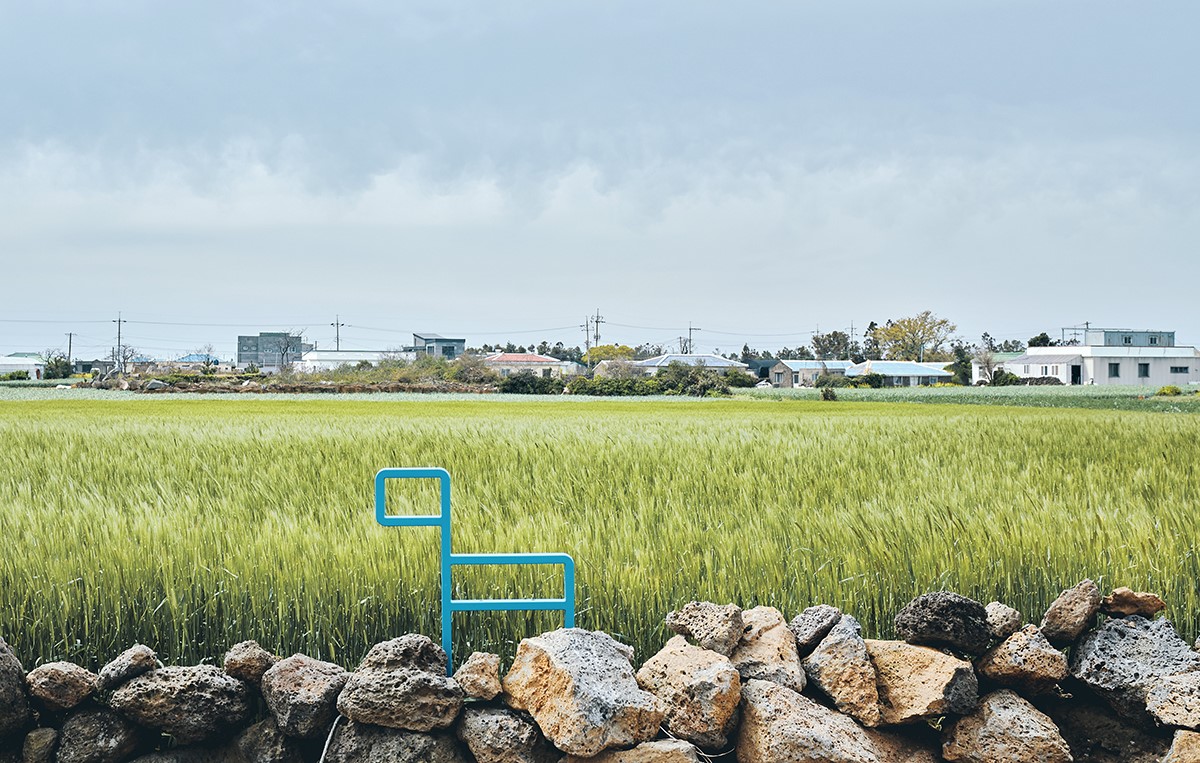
[2,130,1198,357]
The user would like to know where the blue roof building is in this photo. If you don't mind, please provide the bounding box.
[846,360,952,387]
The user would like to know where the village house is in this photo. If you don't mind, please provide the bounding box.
[845,360,953,387]
[1,354,46,380]
[767,359,855,388]
[484,352,585,378]
[1003,329,1200,386]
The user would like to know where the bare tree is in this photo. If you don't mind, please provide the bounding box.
[972,347,998,384]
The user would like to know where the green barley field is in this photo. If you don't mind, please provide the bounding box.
[1,392,1198,670]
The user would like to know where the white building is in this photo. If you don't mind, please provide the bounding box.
[484,352,585,378]
[1002,329,1199,387]
[0,355,46,380]
[295,349,414,373]
[633,354,751,375]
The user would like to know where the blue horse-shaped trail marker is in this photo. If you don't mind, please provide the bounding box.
[374,467,576,675]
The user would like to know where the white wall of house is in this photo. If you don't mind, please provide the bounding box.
[0,358,46,379]
[1011,347,1200,386]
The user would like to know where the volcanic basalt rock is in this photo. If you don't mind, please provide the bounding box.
[503,628,667,757]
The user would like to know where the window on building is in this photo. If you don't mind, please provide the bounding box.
[1041,366,1048,376]
[1108,363,1120,378]
[1138,363,1150,378]
[1052,365,1059,376]
[1150,336,1159,345]
[1171,366,1189,374]
[1023,365,1030,374]
[774,372,782,384]
[792,373,799,385]
[1124,336,1132,345]
[542,368,552,378]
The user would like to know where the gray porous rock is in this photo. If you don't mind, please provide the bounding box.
[1035,696,1170,763]
[1146,672,1200,730]
[729,606,807,693]
[894,591,991,655]
[324,721,468,763]
[561,739,704,763]
[98,645,159,691]
[635,635,741,749]
[235,718,308,763]
[455,706,558,763]
[260,654,348,739]
[22,728,58,763]
[25,662,98,712]
[452,652,502,701]
[942,690,1072,763]
[56,708,141,763]
[664,601,745,656]
[1070,615,1200,720]
[503,628,666,757]
[124,750,242,763]
[336,634,464,732]
[984,602,1023,641]
[801,615,881,727]
[736,679,940,763]
[223,640,278,687]
[976,625,1068,695]
[109,665,252,745]
[0,637,32,738]
[1040,579,1102,645]
[788,604,843,657]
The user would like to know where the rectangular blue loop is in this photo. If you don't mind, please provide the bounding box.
[375,467,451,528]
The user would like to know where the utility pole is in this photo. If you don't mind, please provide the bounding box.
[582,317,592,370]
[65,332,74,368]
[848,321,855,361]
[687,322,701,354]
[112,313,127,375]
[331,315,345,351]
[591,309,604,349]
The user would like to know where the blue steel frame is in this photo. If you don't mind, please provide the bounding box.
[374,467,576,675]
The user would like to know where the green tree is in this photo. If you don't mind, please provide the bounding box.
[947,343,972,385]
[871,312,958,361]
[584,344,635,364]
[1028,332,1057,347]
[811,331,851,360]
[861,322,882,360]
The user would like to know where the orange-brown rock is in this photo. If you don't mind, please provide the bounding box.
[976,625,1068,695]
[1101,587,1167,618]
[635,635,740,749]
[864,640,978,725]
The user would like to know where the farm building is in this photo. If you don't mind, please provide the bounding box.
[767,359,855,388]
[1004,330,1200,386]
[295,350,412,373]
[413,334,466,360]
[633,354,751,375]
[484,352,584,378]
[1,354,46,379]
[845,360,953,387]
[237,333,313,372]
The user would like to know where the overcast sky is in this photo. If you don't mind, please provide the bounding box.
[2,1,1197,359]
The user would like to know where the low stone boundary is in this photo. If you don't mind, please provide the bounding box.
[3,580,1199,762]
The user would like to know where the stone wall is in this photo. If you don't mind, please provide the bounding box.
[2,581,1199,762]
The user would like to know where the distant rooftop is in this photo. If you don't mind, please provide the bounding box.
[636,354,749,369]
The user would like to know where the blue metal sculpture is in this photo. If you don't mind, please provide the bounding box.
[374,467,576,675]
